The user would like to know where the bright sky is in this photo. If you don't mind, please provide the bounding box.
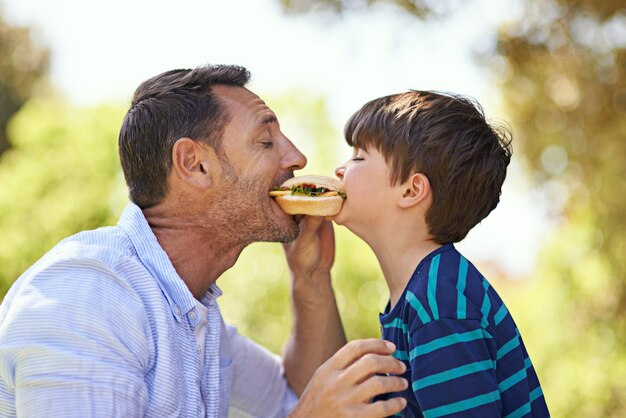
[2,0,551,278]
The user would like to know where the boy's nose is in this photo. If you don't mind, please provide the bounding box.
[335,165,345,180]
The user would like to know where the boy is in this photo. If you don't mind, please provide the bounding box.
[334,91,550,417]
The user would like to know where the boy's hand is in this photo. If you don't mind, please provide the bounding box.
[289,339,408,418]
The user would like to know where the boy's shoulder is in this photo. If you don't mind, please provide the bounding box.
[398,244,492,328]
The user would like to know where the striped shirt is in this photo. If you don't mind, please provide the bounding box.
[0,203,297,417]
[378,244,549,417]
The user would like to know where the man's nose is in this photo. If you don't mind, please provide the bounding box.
[282,138,307,171]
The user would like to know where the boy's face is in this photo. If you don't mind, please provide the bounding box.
[334,147,400,235]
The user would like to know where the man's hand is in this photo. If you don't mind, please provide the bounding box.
[289,339,408,417]
[283,216,335,286]
[282,215,345,395]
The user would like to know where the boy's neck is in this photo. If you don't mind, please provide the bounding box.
[371,236,442,310]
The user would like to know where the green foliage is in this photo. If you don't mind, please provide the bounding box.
[494,1,626,415]
[0,12,49,154]
[0,99,128,296]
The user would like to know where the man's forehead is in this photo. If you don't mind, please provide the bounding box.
[212,85,276,123]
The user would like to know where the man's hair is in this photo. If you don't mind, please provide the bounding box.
[118,64,250,208]
[345,90,512,244]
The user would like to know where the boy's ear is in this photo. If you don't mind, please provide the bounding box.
[398,173,431,209]
[171,137,214,189]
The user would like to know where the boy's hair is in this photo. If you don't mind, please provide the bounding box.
[119,64,250,208]
[345,90,512,244]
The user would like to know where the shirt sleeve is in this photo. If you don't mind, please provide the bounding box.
[225,325,298,418]
[0,259,151,417]
[409,318,502,417]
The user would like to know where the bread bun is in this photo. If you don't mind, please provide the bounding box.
[275,194,344,216]
[271,175,345,216]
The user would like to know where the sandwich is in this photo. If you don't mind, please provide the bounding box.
[269,175,346,216]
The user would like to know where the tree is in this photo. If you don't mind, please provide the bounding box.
[0,99,127,297]
[279,0,441,17]
[276,0,626,415]
[494,1,626,415]
[0,11,49,155]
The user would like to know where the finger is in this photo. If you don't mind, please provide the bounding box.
[330,339,396,370]
[297,215,324,242]
[318,219,335,256]
[358,375,409,401]
[319,218,334,241]
[361,396,407,418]
[344,353,406,384]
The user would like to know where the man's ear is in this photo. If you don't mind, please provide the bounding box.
[398,173,431,209]
[171,138,213,189]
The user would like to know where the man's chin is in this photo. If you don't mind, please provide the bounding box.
[254,218,300,244]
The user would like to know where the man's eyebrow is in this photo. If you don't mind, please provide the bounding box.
[260,114,277,125]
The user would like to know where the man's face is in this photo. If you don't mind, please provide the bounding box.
[210,85,307,244]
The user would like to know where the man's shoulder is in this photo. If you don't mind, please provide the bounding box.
[5,225,143,305]
[45,225,137,270]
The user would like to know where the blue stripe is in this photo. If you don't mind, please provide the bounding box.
[392,350,409,361]
[498,368,528,393]
[530,386,543,402]
[503,386,544,418]
[524,357,532,369]
[456,257,468,319]
[480,278,491,328]
[383,318,409,334]
[497,333,520,361]
[413,359,495,391]
[423,390,501,417]
[410,328,488,360]
[494,304,508,326]
[504,402,531,418]
[428,255,440,320]
[406,290,431,324]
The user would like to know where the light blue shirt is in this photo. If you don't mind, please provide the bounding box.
[0,203,297,417]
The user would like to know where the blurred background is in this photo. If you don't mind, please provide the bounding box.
[0,0,624,415]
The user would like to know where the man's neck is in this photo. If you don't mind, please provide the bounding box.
[142,203,246,299]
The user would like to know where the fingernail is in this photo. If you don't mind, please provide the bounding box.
[402,378,408,389]
[385,341,396,351]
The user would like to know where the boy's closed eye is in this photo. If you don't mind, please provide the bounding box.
[351,149,365,161]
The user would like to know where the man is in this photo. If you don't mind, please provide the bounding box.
[0,65,408,417]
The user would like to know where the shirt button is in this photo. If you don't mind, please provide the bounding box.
[175,306,181,316]
[189,311,197,320]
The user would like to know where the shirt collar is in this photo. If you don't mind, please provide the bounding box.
[117,203,221,321]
